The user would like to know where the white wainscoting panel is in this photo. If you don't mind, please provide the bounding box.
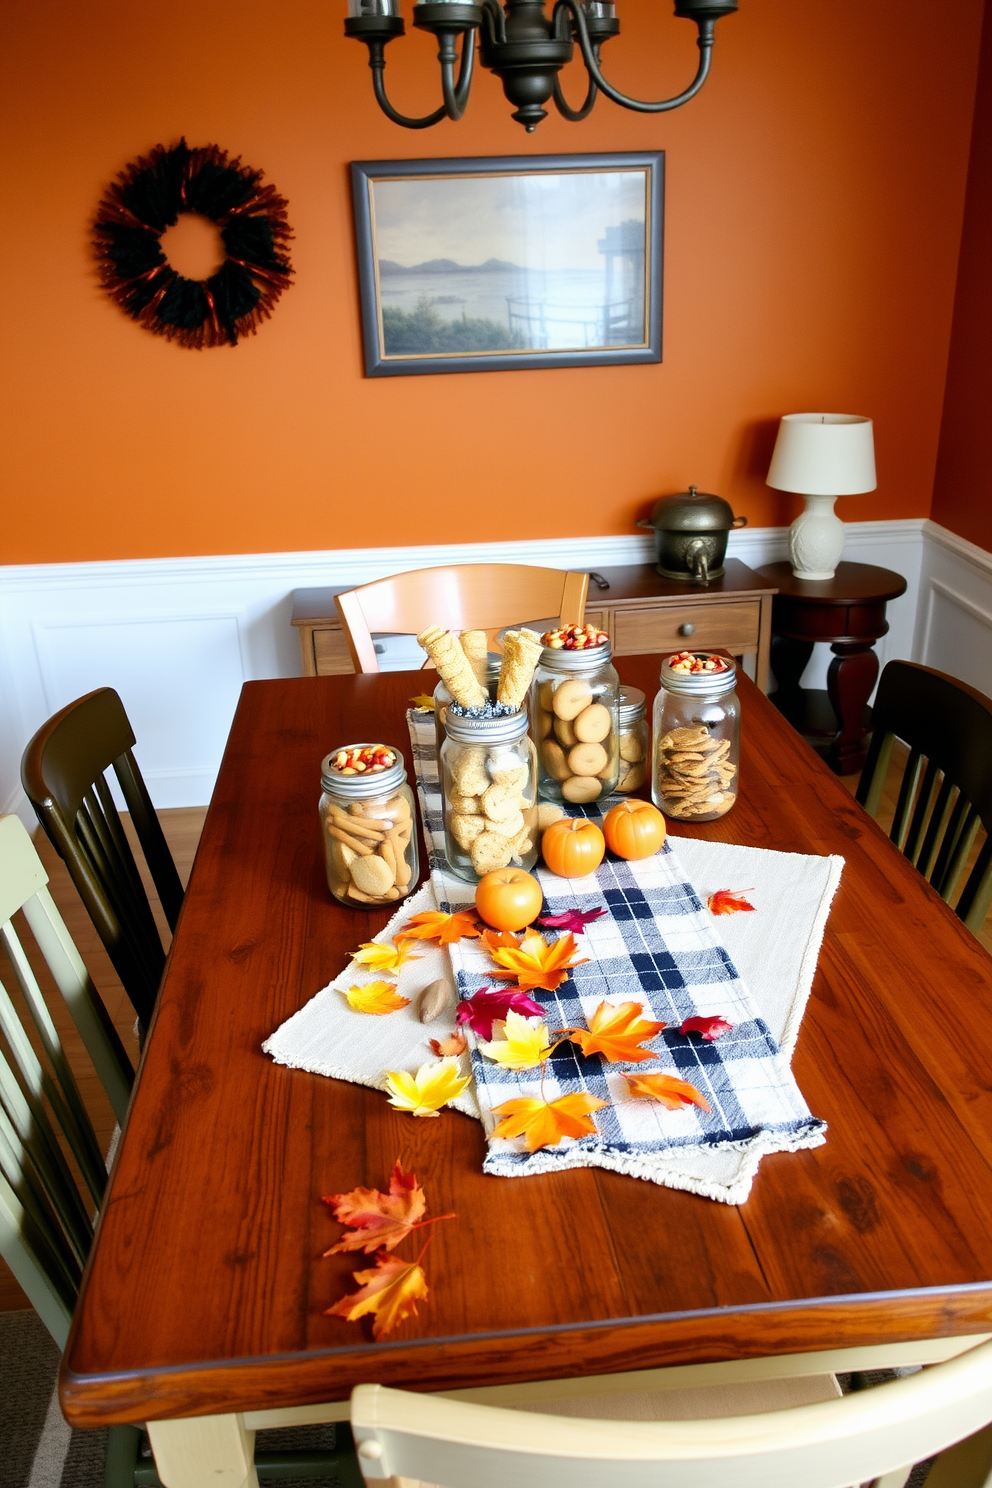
[0,519,938,818]
[915,523,992,695]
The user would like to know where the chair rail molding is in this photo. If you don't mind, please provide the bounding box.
[915,520,992,699]
[0,518,932,818]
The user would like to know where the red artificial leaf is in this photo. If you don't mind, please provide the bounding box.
[429,1030,468,1058]
[395,910,482,946]
[322,1161,426,1254]
[623,1072,711,1113]
[455,988,545,1040]
[538,907,608,934]
[563,1001,666,1064]
[707,888,756,916]
[679,1015,733,1042]
[325,1249,429,1339]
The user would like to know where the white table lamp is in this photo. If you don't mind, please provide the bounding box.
[766,413,876,579]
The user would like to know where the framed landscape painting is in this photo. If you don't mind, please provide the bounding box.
[351,152,663,377]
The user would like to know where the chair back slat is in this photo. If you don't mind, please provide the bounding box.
[335,564,589,675]
[0,1172,77,1347]
[0,924,107,1201]
[857,662,992,935]
[0,1104,83,1302]
[20,687,184,1027]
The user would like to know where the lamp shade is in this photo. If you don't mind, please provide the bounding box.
[766,413,876,496]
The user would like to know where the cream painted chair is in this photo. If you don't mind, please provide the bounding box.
[349,1338,992,1488]
[334,563,589,673]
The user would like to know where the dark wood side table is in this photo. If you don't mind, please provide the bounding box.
[292,558,778,691]
[756,561,907,774]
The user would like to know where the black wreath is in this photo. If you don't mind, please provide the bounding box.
[93,139,293,348]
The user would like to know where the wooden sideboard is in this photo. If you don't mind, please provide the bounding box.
[291,558,777,691]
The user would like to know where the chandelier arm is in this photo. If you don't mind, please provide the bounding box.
[480,0,506,47]
[553,0,714,113]
[439,29,477,118]
[551,69,598,122]
[370,56,449,129]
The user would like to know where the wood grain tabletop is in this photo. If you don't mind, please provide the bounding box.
[60,658,992,1428]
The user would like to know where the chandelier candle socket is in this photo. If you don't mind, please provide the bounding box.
[766,413,877,581]
[345,0,738,133]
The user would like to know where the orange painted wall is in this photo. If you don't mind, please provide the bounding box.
[0,0,984,564]
[931,1,992,553]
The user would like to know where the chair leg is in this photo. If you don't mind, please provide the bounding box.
[105,1424,145,1488]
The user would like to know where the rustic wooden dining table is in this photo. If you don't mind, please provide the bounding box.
[59,656,992,1487]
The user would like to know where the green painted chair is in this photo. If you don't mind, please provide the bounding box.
[856,660,992,933]
[20,687,185,1031]
[0,813,363,1488]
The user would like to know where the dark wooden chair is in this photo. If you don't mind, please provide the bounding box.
[856,660,992,933]
[20,688,184,1030]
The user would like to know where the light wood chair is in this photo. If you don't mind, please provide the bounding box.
[334,564,589,674]
[351,1337,992,1488]
[856,660,992,932]
[20,687,185,1031]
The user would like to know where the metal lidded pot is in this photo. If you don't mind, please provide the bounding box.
[637,485,747,584]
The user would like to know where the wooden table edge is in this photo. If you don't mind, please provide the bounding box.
[59,1284,992,1429]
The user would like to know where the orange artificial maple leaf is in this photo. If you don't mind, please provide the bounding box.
[707,888,756,916]
[428,1030,468,1058]
[325,1248,429,1339]
[623,1071,711,1113]
[563,1001,666,1064]
[323,1161,427,1254]
[488,927,589,992]
[395,910,482,946]
[491,1092,609,1152]
[480,927,523,952]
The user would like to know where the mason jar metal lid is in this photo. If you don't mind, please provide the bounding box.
[659,654,737,697]
[443,708,529,745]
[321,743,407,797]
[618,685,646,722]
[540,638,613,670]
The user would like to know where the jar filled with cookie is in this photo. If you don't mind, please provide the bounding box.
[441,710,538,881]
[320,744,419,907]
[530,623,620,805]
[616,686,649,794]
[651,652,739,821]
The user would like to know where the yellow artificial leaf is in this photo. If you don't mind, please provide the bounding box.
[325,1250,429,1338]
[488,927,589,992]
[564,1001,665,1064]
[428,1030,467,1058]
[491,1092,609,1152]
[395,910,482,947]
[623,1071,711,1112]
[384,1058,471,1117]
[343,982,411,1015]
[410,694,436,712]
[478,1009,555,1070]
[352,941,422,974]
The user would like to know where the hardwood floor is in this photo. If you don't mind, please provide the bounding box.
[3,751,989,1314]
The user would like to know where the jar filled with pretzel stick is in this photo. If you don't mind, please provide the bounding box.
[441,710,538,882]
[651,653,739,821]
[530,625,620,805]
[320,744,419,908]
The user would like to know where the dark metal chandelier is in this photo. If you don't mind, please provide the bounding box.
[345,0,738,133]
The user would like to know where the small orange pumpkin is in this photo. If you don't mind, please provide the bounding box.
[541,817,606,879]
[603,800,667,860]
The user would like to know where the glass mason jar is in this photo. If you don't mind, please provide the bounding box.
[616,686,649,794]
[530,639,620,805]
[440,709,538,881]
[319,743,419,907]
[434,653,502,759]
[651,653,740,821]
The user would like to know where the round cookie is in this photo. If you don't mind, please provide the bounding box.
[619,732,644,763]
[572,702,611,744]
[450,813,486,849]
[451,750,490,797]
[470,832,514,874]
[484,809,525,840]
[552,678,594,721]
[567,741,609,777]
[537,802,565,830]
[449,792,482,816]
[541,739,570,781]
[536,706,554,740]
[538,680,555,711]
[561,775,603,803]
[482,783,523,821]
[553,715,577,748]
[350,854,395,896]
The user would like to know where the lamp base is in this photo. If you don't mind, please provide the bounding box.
[789,493,845,580]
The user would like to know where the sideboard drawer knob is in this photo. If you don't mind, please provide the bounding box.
[679,622,696,637]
